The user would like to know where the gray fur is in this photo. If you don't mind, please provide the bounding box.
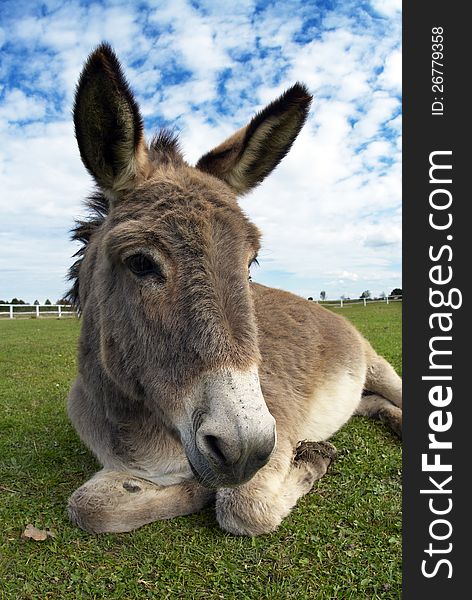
[67,44,402,536]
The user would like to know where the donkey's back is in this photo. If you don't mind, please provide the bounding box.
[253,283,401,443]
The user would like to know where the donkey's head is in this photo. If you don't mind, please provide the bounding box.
[72,43,311,488]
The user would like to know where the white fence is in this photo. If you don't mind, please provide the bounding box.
[0,296,402,319]
[315,295,402,308]
[0,304,77,319]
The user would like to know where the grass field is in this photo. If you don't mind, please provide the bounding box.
[0,302,401,599]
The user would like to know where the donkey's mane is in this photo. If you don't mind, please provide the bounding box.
[149,129,183,165]
[67,191,107,308]
[67,128,182,308]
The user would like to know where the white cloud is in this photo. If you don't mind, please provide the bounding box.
[0,89,47,123]
[0,0,401,302]
[379,48,402,93]
[371,0,401,18]
[0,119,90,227]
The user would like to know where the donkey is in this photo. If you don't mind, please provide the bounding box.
[66,43,402,536]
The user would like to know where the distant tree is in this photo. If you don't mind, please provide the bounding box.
[56,298,70,305]
[390,288,402,297]
[379,291,386,299]
[360,290,371,299]
[10,298,26,305]
[340,294,346,300]
[320,291,326,301]
[44,299,52,305]
[307,297,313,301]
[33,299,40,305]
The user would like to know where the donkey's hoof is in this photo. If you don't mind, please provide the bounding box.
[378,407,403,439]
[294,440,337,467]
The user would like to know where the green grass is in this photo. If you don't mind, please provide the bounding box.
[0,303,402,599]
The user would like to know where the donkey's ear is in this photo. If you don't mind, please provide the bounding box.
[73,43,149,195]
[196,83,312,195]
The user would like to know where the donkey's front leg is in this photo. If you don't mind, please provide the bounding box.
[215,438,336,536]
[68,470,214,534]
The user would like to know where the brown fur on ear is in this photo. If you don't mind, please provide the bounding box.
[74,42,149,194]
[196,83,312,194]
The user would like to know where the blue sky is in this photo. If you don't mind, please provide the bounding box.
[0,0,401,303]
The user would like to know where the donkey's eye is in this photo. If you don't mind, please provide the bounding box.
[125,254,163,278]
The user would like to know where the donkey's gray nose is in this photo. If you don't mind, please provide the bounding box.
[196,424,276,483]
[200,434,241,468]
[192,366,277,485]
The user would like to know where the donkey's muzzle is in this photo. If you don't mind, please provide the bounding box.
[196,424,276,486]
[187,366,277,487]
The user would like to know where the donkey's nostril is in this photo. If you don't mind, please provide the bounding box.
[205,435,225,463]
[203,434,240,467]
